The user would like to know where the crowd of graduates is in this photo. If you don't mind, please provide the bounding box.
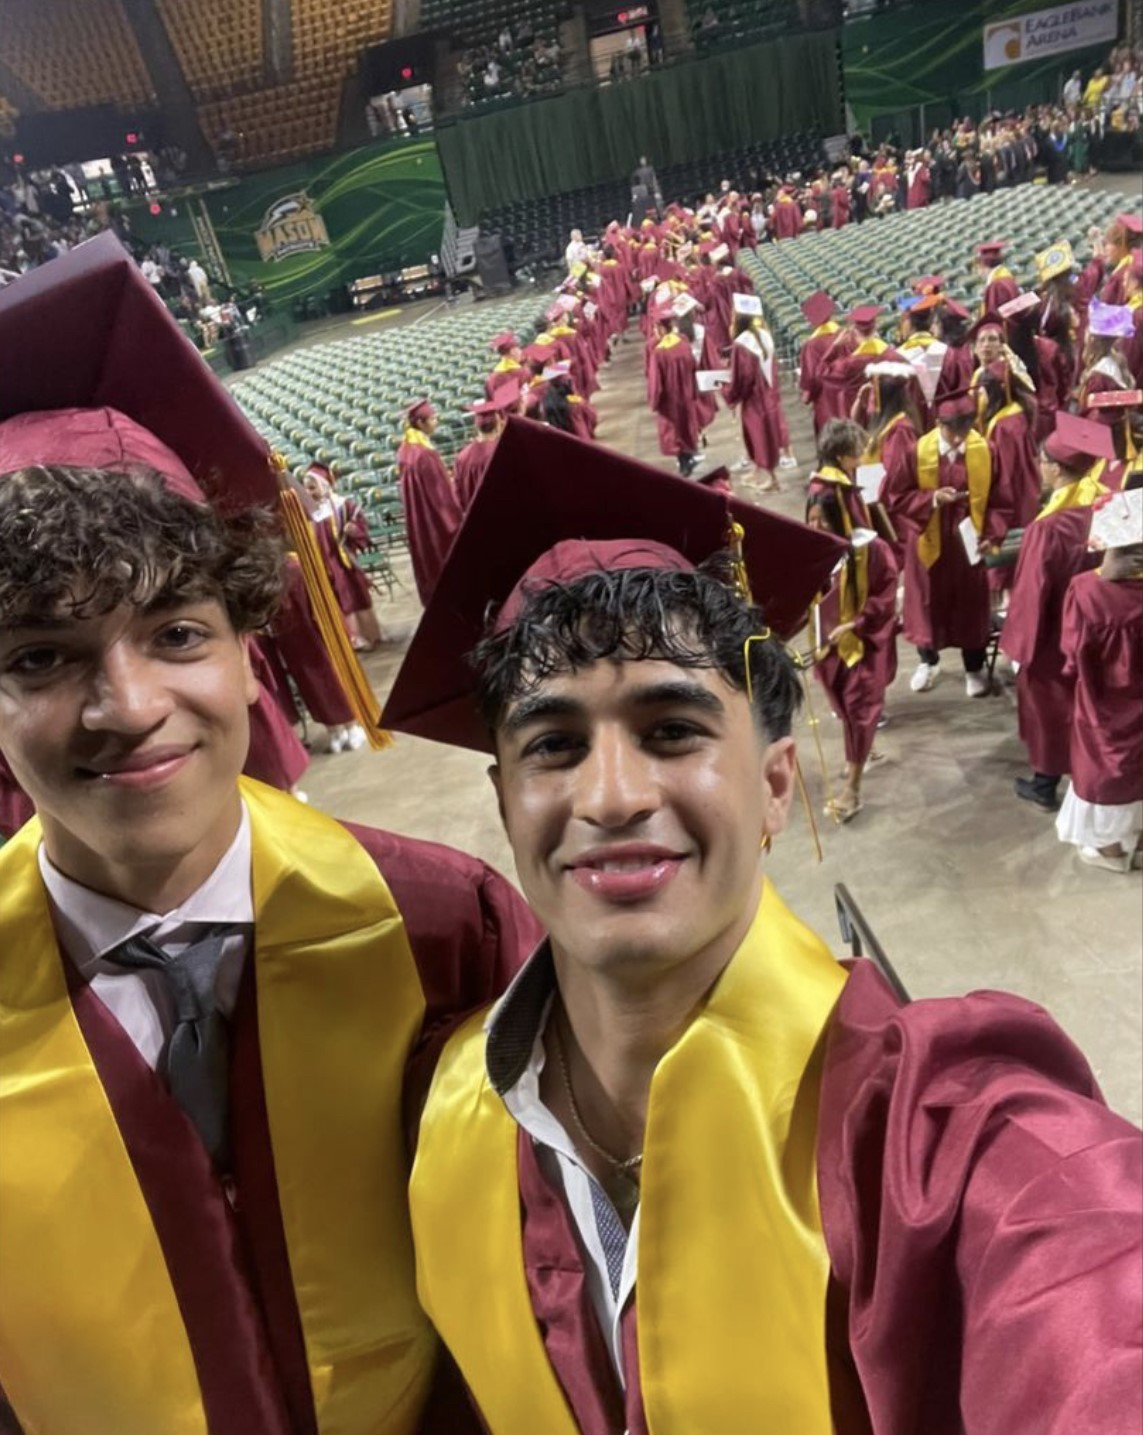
[393,192,1143,868]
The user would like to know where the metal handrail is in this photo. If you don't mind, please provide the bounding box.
[833,882,910,1003]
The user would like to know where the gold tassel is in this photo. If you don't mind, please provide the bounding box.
[276,478,393,751]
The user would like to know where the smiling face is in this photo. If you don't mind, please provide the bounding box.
[0,598,257,903]
[490,657,796,984]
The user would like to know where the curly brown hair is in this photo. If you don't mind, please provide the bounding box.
[0,465,285,631]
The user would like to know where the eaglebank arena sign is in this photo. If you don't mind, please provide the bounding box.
[255,193,330,262]
[983,2,1118,71]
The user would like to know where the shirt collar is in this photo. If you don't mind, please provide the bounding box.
[484,938,558,1094]
[938,432,965,460]
[38,803,254,974]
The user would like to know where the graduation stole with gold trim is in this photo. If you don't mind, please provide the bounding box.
[915,429,992,568]
[411,884,846,1435]
[0,780,432,1435]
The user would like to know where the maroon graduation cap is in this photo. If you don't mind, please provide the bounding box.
[801,291,835,327]
[1043,412,1117,469]
[935,387,977,421]
[0,230,278,513]
[382,420,846,752]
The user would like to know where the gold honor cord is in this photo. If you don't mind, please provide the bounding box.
[275,469,392,750]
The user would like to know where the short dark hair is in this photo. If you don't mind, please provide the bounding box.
[818,418,865,468]
[0,465,284,631]
[470,558,802,745]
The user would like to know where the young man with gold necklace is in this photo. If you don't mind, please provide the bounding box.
[384,420,1141,1435]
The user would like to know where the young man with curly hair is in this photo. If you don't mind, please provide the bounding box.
[383,420,1141,1434]
[0,235,538,1435]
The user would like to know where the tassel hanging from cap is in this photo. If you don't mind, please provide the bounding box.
[275,462,393,750]
[727,519,753,604]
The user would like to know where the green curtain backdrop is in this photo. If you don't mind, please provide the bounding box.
[437,31,843,224]
[843,0,1117,137]
[130,137,445,306]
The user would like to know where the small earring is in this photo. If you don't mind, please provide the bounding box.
[760,833,772,853]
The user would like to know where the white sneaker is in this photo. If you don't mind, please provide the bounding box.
[1079,846,1131,874]
[965,671,990,698]
[778,453,798,470]
[344,723,367,751]
[910,662,939,693]
[328,728,347,754]
[732,456,753,472]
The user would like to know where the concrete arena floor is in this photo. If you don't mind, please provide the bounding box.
[255,293,1142,1128]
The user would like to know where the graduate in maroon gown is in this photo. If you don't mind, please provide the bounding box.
[397,398,463,607]
[1078,300,1137,416]
[484,331,525,399]
[974,360,1040,557]
[1003,414,1115,812]
[806,418,875,536]
[830,172,852,228]
[381,420,1141,1435]
[1056,482,1143,872]
[724,310,794,491]
[540,366,599,442]
[976,240,1020,315]
[0,236,541,1435]
[647,310,702,475]
[934,299,977,405]
[819,305,889,424]
[905,149,932,209]
[798,290,843,438]
[770,184,804,239]
[1098,213,1142,308]
[807,486,899,824]
[454,391,512,513]
[882,388,998,697]
[303,463,383,651]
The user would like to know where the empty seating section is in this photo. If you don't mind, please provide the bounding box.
[481,134,821,265]
[291,0,392,76]
[198,81,341,168]
[154,0,263,100]
[737,186,1132,365]
[162,0,391,168]
[230,293,549,561]
[0,0,155,110]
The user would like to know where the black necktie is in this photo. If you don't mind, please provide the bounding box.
[104,924,240,1169]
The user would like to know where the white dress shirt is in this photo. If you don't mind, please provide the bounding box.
[486,954,639,1388]
[39,807,254,1070]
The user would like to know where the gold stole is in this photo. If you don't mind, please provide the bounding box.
[492,357,522,374]
[1037,471,1108,520]
[402,426,434,449]
[810,321,840,340]
[411,884,846,1435]
[837,547,870,668]
[657,333,682,350]
[854,336,887,358]
[915,429,991,569]
[811,465,864,535]
[901,332,936,350]
[985,401,1023,439]
[0,781,432,1435]
[864,410,908,463]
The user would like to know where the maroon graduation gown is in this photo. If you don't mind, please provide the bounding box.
[3,823,542,1435]
[512,960,1141,1434]
[820,336,881,424]
[648,338,701,456]
[987,410,1041,532]
[1060,570,1143,805]
[882,441,995,652]
[1032,335,1069,444]
[905,165,931,209]
[265,558,355,728]
[485,363,524,401]
[566,396,598,443]
[982,272,1020,314]
[453,437,498,513]
[244,646,309,792]
[1002,508,1097,776]
[934,344,975,407]
[313,517,373,617]
[771,196,803,240]
[724,336,789,470]
[813,539,899,764]
[800,328,842,435]
[831,184,851,228]
[397,440,463,607]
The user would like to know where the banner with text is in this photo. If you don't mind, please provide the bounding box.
[982,2,1119,71]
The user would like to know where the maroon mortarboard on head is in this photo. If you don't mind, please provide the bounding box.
[935,388,977,421]
[976,241,1007,262]
[491,382,522,413]
[1044,412,1117,468]
[467,398,501,417]
[848,304,883,329]
[381,420,847,753]
[942,299,972,321]
[800,290,835,327]
[489,331,518,353]
[1114,212,1142,237]
[968,313,1005,342]
[693,464,732,495]
[523,341,557,365]
[0,231,278,513]
[405,398,435,423]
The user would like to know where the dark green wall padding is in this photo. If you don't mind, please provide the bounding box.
[131,138,446,307]
[843,0,1116,137]
[436,30,844,225]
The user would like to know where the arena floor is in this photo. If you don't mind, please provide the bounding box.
[244,227,1142,1127]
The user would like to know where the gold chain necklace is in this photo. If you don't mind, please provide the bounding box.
[550,1014,643,1178]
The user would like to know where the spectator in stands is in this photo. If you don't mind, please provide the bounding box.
[1064,69,1083,108]
[565,228,590,272]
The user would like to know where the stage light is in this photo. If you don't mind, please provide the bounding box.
[149,202,162,215]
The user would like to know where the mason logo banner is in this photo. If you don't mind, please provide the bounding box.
[255,194,330,262]
[983,2,1118,71]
